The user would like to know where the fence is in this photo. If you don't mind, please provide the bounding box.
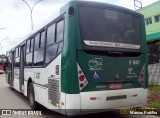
[148,63,160,85]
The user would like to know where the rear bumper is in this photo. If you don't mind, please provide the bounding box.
[80,88,148,109]
[65,88,148,115]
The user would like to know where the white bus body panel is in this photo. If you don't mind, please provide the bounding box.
[24,68,31,96]
[34,84,47,107]
[13,78,20,92]
[24,80,27,96]
[66,94,80,109]
[23,54,61,109]
[80,88,148,110]
[13,68,20,92]
[64,88,147,115]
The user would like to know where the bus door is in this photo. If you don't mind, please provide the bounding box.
[19,45,25,91]
[11,50,15,86]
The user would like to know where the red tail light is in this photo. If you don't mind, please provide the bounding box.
[77,64,88,91]
[140,73,144,79]
[79,75,85,81]
[138,65,145,86]
[80,83,84,88]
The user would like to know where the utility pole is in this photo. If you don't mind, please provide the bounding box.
[21,0,43,30]
[134,0,142,10]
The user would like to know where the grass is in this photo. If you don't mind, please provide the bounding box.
[147,85,160,108]
[147,102,160,108]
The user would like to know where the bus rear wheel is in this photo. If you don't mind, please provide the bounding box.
[28,82,39,110]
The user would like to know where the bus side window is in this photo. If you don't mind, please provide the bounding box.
[33,32,45,67]
[47,24,55,45]
[26,40,30,53]
[33,49,44,66]
[45,19,64,65]
[40,31,45,48]
[30,38,34,52]
[26,39,33,66]
[15,48,19,57]
[34,34,40,50]
[57,42,63,54]
[56,20,64,42]
[45,44,58,64]
[15,47,20,67]
[56,19,64,54]
[26,53,33,66]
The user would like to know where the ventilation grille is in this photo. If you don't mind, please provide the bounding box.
[48,79,60,107]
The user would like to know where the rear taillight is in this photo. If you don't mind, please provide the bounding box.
[138,65,145,86]
[80,83,84,88]
[79,75,85,81]
[77,64,88,91]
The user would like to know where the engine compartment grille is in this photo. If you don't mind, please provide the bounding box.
[48,79,60,107]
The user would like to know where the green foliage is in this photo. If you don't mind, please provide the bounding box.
[148,85,160,108]
[147,102,160,108]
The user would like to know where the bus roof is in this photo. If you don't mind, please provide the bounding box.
[78,1,142,17]
[7,0,143,52]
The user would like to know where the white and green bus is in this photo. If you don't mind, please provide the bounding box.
[5,0,148,115]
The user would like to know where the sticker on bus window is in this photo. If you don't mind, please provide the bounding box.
[105,10,119,20]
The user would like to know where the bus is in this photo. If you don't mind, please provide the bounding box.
[0,62,4,73]
[5,0,148,115]
[0,55,6,74]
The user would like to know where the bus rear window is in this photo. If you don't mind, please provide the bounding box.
[79,7,141,49]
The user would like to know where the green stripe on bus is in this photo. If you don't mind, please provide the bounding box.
[24,80,48,88]
[33,82,48,88]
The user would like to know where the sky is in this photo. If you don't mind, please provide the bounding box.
[0,0,159,54]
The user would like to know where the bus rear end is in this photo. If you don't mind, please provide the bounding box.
[76,1,148,111]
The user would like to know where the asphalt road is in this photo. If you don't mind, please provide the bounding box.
[0,73,159,118]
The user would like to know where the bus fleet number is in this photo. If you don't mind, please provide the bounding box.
[34,72,41,79]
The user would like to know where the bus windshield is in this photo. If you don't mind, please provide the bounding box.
[79,6,141,50]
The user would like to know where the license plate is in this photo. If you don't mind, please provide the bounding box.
[109,83,123,89]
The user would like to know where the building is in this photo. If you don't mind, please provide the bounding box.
[137,1,160,85]
[137,0,160,64]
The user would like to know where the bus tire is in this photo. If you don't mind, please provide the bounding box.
[28,82,39,110]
